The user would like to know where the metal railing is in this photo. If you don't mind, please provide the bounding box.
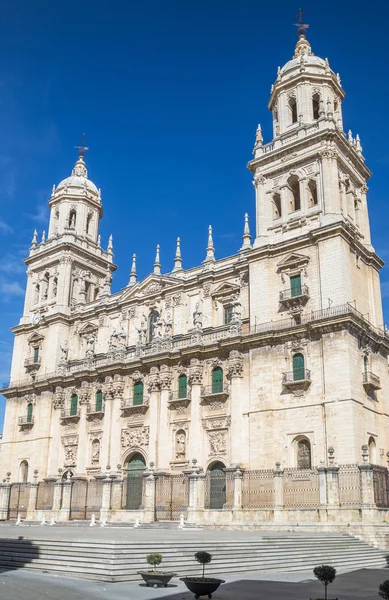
[201,384,230,397]
[60,409,80,419]
[121,397,149,410]
[24,357,41,366]
[86,404,105,415]
[279,285,309,302]
[282,369,311,384]
[169,390,191,402]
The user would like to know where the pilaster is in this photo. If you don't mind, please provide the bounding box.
[143,468,156,523]
[0,473,11,520]
[228,351,244,465]
[158,365,173,469]
[58,476,72,521]
[147,367,161,466]
[27,470,39,520]
[273,462,284,522]
[188,359,203,462]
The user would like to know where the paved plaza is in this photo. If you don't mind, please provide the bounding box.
[0,567,388,600]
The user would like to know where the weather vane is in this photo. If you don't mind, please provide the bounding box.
[75,133,89,159]
[294,8,309,37]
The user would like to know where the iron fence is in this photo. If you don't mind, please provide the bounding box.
[242,470,274,508]
[284,468,320,508]
[36,481,55,511]
[373,465,389,508]
[155,473,189,520]
[8,483,30,519]
[338,464,361,507]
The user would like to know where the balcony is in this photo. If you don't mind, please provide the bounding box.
[282,369,312,390]
[60,408,80,425]
[120,397,149,417]
[86,404,105,421]
[168,390,191,410]
[18,415,34,429]
[24,356,41,373]
[200,384,230,405]
[363,371,381,391]
[279,285,309,308]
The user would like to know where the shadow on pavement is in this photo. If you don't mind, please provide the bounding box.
[0,536,37,574]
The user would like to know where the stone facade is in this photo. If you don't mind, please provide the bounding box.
[1,28,389,529]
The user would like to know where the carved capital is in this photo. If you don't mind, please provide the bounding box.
[188,358,203,386]
[227,350,244,379]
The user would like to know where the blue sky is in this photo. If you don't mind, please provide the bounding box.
[0,1,388,431]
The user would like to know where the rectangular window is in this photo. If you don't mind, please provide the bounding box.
[224,305,233,325]
[290,275,302,298]
[33,347,39,363]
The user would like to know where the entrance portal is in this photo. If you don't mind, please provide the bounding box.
[208,462,226,509]
[124,453,146,510]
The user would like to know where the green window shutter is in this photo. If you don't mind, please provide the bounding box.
[212,368,223,394]
[70,394,78,416]
[33,347,39,363]
[363,356,368,376]
[290,275,302,297]
[178,375,187,399]
[224,306,233,325]
[133,382,144,406]
[293,354,305,381]
[27,403,33,423]
[95,390,103,412]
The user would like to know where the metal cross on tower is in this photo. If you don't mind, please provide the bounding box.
[294,8,309,37]
[75,133,89,159]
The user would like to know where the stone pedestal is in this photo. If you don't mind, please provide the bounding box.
[51,480,63,519]
[326,466,340,507]
[27,483,39,520]
[233,467,243,510]
[187,469,205,525]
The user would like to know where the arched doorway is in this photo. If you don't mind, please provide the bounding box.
[125,453,146,510]
[208,462,226,509]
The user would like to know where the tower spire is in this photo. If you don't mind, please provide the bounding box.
[240,213,252,251]
[129,253,137,285]
[173,237,183,271]
[204,225,215,262]
[153,244,161,275]
[293,9,312,57]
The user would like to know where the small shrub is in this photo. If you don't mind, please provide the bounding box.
[379,580,389,600]
[313,565,336,600]
[194,551,212,579]
[146,553,163,572]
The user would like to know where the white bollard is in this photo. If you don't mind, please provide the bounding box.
[100,516,107,528]
[49,514,56,526]
[15,513,22,526]
[178,513,185,529]
[133,516,140,528]
[41,513,47,526]
[90,513,96,527]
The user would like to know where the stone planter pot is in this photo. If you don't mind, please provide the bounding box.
[180,577,225,598]
[137,571,177,588]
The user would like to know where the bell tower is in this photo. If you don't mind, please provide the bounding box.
[249,15,372,252]
[21,143,116,324]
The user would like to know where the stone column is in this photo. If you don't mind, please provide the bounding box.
[188,359,204,463]
[52,470,63,519]
[58,475,72,521]
[0,473,12,521]
[58,256,73,311]
[27,470,39,520]
[254,175,268,241]
[359,445,376,522]
[326,448,340,509]
[78,384,91,474]
[233,467,243,510]
[273,462,284,522]
[186,464,205,525]
[147,367,161,466]
[318,461,327,506]
[228,351,244,466]
[100,473,113,522]
[143,468,156,524]
[111,468,123,511]
[158,366,173,469]
[320,150,341,216]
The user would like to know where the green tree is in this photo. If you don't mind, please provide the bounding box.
[146,553,163,572]
[194,551,212,579]
[313,565,336,600]
[379,580,389,600]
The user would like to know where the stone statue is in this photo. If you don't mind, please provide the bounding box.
[118,324,126,347]
[92,440,100,464]
[209,431,227,455]
[176,432,186,459]
[52,278,58,298]
[64,445,77,466]
[164,313,172,337]
[60,340,69,363]
[136,317,147,346]
[152,316,163,340]
[85,333,96,358]
[69,212,76,229]
[232,294,242,321]
[109,327,118,350]
[193,302,203,330]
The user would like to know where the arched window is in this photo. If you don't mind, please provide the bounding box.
[178,374,188,399]
[95,390,103,412]
[292,353,305,381]
[312,93,320,120]
[212,367,223,394]
[133,381,144,406]
[26,403,33,423]
[288,97,298,124]
[20,461,28,483]
[70,393,78,416]
[273,192,282,219]
[208,461,226,509]
[68,210,76,229]
[125,453,146,510]
[308,180,318,207]
[297,439,311,469]
[368,436,376,464]
[288,175,301,211]
[148,310,160,342]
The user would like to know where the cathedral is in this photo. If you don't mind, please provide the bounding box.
[1,21,389,532]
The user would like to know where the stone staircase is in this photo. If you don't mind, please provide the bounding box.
[0,533,387,582]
